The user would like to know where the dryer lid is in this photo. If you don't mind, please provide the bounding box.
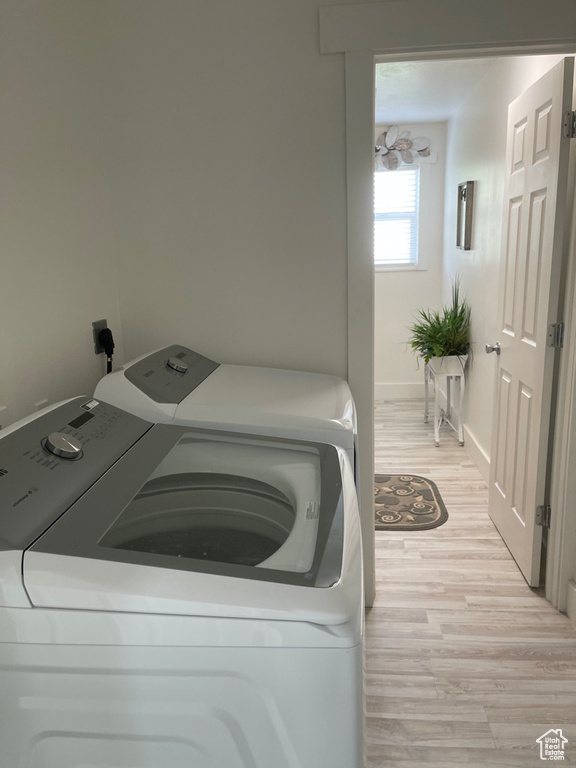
[175,363,356,447]
[99,345,356,449]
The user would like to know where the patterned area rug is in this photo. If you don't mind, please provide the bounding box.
[374,474,449,531]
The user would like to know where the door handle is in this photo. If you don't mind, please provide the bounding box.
[485,342,501,355]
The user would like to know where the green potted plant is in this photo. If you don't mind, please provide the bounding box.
[408,279,471,373]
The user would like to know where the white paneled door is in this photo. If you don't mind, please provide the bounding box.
[489,58,574,587]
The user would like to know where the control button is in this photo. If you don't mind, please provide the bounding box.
[166,357,188,374]
[43,432,83,460]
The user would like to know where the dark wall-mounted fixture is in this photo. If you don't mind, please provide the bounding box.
[457,181,475,250]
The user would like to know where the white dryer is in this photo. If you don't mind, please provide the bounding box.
[94,344,358,476]
[0,397,364,768]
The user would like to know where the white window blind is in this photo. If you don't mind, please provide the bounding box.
[374,166,420,267]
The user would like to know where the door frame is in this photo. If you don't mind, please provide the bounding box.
[547,141,576,613]
[319,0,576,608]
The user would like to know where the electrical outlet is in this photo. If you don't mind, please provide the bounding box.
[92,319,108,354]
[35,399,49,411]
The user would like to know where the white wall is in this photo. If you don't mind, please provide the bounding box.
[443,54,566,476]
[374,122,446,399]
[101,0,355,376]
[1,0,372,428]
[1,2,125,425]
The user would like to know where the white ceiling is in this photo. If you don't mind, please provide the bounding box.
[375,58,498,125]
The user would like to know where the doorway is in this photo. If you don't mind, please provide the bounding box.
[338,45,576,609]
[372,52,576,596]
[375,56,572,585]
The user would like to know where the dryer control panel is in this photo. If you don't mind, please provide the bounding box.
[123,345,220,404]
[0,398,151,552]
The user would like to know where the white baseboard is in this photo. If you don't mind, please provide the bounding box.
[373,388,491,482]
[463,424,490,484]
[375,382,425,400]
[567,581,576,628]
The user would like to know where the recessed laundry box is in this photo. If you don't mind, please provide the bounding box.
[0,397,364,768]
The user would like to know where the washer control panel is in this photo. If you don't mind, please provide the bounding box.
[43,432,84,460]
[0,398,151,552]
[124,345,220,404]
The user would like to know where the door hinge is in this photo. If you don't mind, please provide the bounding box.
[536,505,551,528]
[563,110,576,139]
[547,322,565,348]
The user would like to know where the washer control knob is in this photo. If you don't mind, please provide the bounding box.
[44,432,83,460]
[166,357,188,374]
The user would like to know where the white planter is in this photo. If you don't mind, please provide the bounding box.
[427,355,468,376]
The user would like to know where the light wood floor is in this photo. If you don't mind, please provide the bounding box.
[366,399,576,768]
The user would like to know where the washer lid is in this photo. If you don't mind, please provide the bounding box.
[23,426,355,622]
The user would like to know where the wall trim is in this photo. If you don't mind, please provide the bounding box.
[567,581,576,627]
[345,50,376,607]
[320,0,576,55]
[546,139,576,612]
[464,424,490,485]
[375,382,425,400]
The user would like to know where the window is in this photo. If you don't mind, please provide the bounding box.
[374,166,420,268]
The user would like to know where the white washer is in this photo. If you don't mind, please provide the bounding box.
[0,397,364,768]
[94,344,358,476]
